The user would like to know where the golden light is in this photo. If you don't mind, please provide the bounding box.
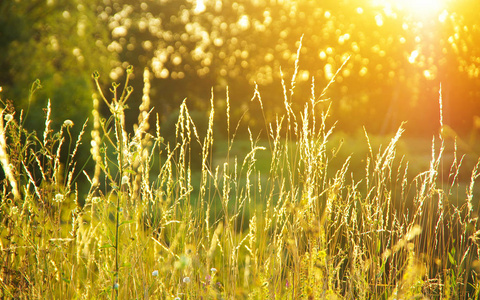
[372,0,448,16]
[408,50,419,63]
[400,0,444,14]
[193,0,206,14]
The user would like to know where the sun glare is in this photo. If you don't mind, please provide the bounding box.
[401,0,444,13]
[373,0,447,16]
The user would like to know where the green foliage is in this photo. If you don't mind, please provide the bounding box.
[0,0,114,132]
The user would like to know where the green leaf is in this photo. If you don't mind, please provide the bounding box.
[124,169,136,175]
[100,244,114,249]
[448,252,456,266]
[120,220,134,227]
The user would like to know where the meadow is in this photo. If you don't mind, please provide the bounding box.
[1,63,480,299]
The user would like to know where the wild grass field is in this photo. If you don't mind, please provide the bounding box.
[1,63,480,299]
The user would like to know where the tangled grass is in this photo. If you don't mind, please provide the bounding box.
[1,60,480,299]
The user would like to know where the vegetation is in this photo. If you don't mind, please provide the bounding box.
[1,1,480,298]
[0,0,113,130]
[1,56,479,299]
[2,0,480,138]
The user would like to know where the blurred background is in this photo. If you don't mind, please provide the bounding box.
[1,0,479,164]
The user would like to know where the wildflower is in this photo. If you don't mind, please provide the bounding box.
[183,277,191,283]
[210,267,217,273]
[54,193,64,202]
[121,175,129,185]
[63,119,74,127]
[152,270,158,276]
[10,206,18,215]
[4,114,13,122]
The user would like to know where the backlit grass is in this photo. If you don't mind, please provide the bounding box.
[1,62,480,299]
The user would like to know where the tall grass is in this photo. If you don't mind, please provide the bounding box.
[1,53,480,299]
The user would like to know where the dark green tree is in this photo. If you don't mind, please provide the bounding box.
[0,0,115,131]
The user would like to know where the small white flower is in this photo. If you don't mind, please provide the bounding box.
[4,114,13,122]
[183,277,190,283]
[121,175,129,185]
[210,267,217,273]
[54,193,64,202]
[152,270,158,276]
[10,206,18,215]
[63,119,74,127]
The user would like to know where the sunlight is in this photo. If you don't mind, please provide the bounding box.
[372,0,447,16]
[193,0,206,14]
[400,0,444,14]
